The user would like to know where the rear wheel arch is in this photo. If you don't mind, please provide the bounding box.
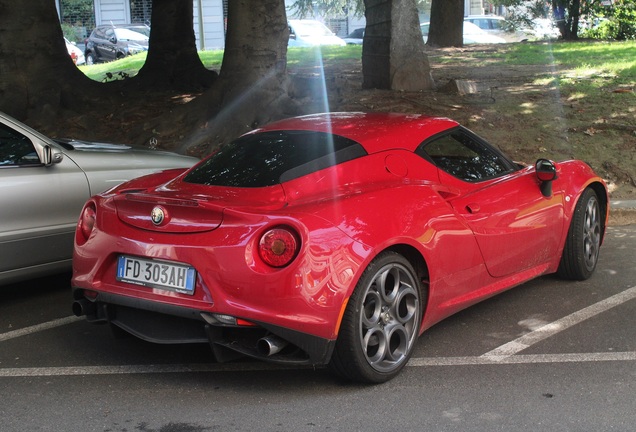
[587,181,608,237]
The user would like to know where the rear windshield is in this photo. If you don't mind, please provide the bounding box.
[183,130,367,188]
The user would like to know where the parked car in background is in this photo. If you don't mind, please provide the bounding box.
[288,20,346,47]
[421,21,507,44]
[464,15,530,42]
[343,27,364,44]
[65,37,86,65]
[72,112,607,384]
[84,24,150,64]
[0,111,198,286]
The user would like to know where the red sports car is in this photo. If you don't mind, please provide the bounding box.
[72,112,608,383]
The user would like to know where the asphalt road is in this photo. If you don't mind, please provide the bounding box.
[1,225,635,432]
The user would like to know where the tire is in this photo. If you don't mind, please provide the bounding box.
[86,52,96,65]
[557,188,602,280]
[329,251,422,383]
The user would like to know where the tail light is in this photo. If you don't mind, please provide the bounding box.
[77,202,96,244]
[258,227,300,268]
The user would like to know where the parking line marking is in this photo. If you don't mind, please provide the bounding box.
[481,285,636,361]
[2,286,635,378]
[1,351,635,377]
[409,351,636,366]
[0,316,82,343]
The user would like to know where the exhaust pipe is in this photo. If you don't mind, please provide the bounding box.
[72,299,96,317]
[256,335,289,357]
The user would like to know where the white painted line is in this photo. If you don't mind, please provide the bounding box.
[481,285,636,361]
[1,352,635,377]
[0,362,294,377]
[409,351,636,367]
[0,316,82,343]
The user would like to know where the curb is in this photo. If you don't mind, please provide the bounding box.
[610,200,636,210]
[609,200,636,226]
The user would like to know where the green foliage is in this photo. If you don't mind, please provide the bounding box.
[289,0,365,18]
[59,0,95,41]
[60,23,78,42]
[79,53,148,81]
[61,0,94,18]
[583,1,636,40]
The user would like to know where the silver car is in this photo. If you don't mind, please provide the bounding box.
[0,111,199,285]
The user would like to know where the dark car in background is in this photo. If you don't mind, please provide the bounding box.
[343,27,364,44]
[84,24,150,64]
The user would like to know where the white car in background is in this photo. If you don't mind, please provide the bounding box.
[288,20,346,47]
[464,15,531,42]
[421,21,506,44]
[65,37,85,65]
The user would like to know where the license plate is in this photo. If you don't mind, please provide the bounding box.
[116,255,196,295]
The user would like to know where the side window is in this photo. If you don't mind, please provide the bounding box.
[94,27,106,40]
[0,123,40,167]
[417,129,514,182]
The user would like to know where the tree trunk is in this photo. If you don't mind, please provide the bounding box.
[427,0,463,47]
[0,0,97,124]
[552,0,581,40]
[135,0,217,91]
[168,0,297,155]
[362,0,434,91]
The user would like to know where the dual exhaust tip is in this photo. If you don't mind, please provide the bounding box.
[74,298,289,358]
[256,335,288,357]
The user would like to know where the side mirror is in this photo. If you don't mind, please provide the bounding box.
[43,145,64,166]
[535,158,558,197]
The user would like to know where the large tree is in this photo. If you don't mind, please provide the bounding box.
[134,0,217,90]
[426,0,463,47]
[291,0,434,90]
[0,0,293,153]
[551,0,583,39]
[0,0,95,121]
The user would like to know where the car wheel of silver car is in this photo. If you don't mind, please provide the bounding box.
[86,53,95,65]
[329,251,422,383]
[558,188,602,280]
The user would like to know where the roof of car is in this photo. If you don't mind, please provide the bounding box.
[254,112,458,154]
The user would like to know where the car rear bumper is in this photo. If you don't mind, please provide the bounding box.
[72,288,336,366]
